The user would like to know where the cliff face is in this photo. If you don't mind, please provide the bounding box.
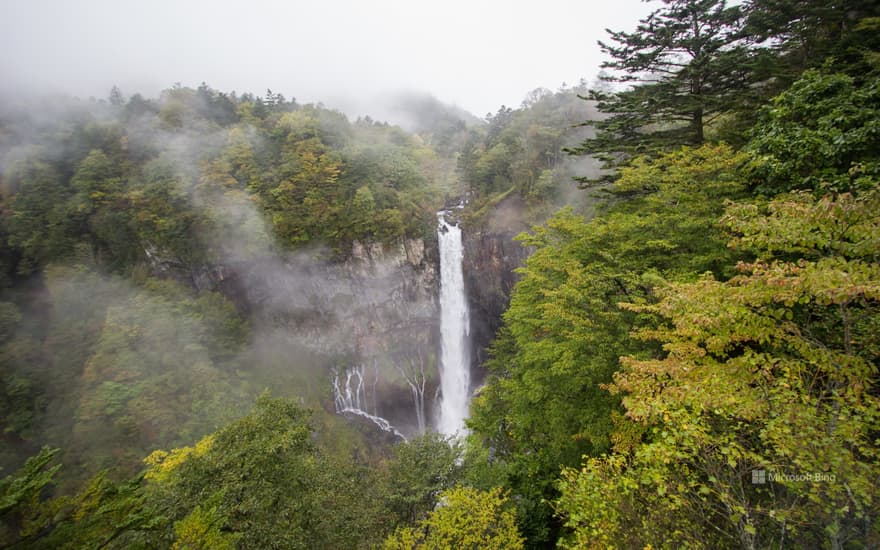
[146,196,532,437]
[147,237,441,438]
[461,195,532,381]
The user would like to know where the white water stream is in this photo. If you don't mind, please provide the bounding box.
[332,365,407,441]
[437,211,471,436]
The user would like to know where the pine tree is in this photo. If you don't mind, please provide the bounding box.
[108,85,125,107]
[745,0,880,83]
[571,0,751,182]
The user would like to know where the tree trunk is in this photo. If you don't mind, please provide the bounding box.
[693,107,704,144]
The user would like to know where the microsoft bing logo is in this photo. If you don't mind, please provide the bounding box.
[751,469,835,484]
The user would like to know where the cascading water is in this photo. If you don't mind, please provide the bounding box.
[437,210,471,436]
[330,211,471,439]
[332,365,407,441]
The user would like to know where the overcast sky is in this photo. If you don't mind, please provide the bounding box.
[0,0,653,118]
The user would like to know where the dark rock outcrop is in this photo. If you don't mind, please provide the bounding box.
[461,195,532,383]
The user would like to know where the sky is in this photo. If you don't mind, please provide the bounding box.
[0,0,654,118]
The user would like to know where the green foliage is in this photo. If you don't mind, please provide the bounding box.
[745,70,880,194]
[4,8,880,546]
[37,471,162,550]
[745,0,880,82]
[129,156,208,266]
[573,0,880,182]
[0,80,455,492]
[557,190,880,548]
[171,493,240,550]
[6,158,77,273]
[383,486,524,550]
[0,447,60,546]
[71,276,249,477]
[348,184,388,240]
[143,395,388,549]
[460,86,595,212]
[0,301,45,441]
[0,263,253,482]
[551,56,880,548]
[0,83,448,282]
[469,143,747,545]
[247,105,447,249]
[384,432,463,525]
[71,149,124,213]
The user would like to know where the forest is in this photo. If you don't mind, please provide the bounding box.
[2,0,879,548]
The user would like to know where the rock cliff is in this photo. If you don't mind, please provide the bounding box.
[461,195,532,382]
[147,237,440,438]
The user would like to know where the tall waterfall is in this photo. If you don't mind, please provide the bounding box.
[437,211,471,436]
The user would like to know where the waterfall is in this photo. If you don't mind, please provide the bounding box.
[332,365,407,441]
[329,211,471,440]
[437,210,471,436]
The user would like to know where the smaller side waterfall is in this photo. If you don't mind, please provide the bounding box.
[332,365,407,441]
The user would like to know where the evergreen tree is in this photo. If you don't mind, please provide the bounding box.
[108,86,125,107]
[745,0,880,83]
[572,0,750,182]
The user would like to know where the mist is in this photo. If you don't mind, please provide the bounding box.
[1,0,654,119]
[0,83,460,484]
[0,0,633,524]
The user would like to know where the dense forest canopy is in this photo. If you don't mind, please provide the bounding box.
[0,84,456,471]
[2,0,880,548]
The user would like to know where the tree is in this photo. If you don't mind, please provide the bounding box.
[383,487,524,550]
[350,185,378,237]
[71,276,248,477]
[70,149,139,270]
[35,470,161,550]
[469,143,748,545]
[128,156,207,267]
[572,0,751,181]
[0,447,60,547]
[744,69,880,195]
[384,433,462,525]
[6,157,77,273]
[144,395,389,549]
[472,142,515,195]
[108,86,125,107]
[267,112,344,245]
[0,301,47,441]
[558,190,880,549]
[744,0,880,83]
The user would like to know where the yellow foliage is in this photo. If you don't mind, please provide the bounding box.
[144,434,215,482]
[383,486,523,549]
